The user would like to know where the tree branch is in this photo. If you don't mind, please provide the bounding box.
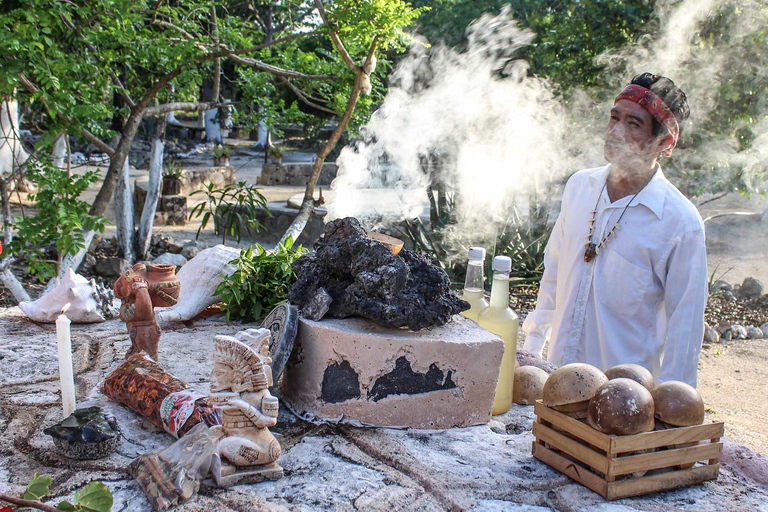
[314,0,360,73]
[229,54,339,81]
[226,31,323,56]
[210,6,220,104]
[0,493,61,512]
[279,77,341,115]
[276,6,318,33]
[143,101,223,117]
[18,74,114,156]
[59,13,135,107]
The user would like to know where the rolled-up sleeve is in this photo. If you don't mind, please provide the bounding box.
[523,211,564,357]
[659,228,708,387]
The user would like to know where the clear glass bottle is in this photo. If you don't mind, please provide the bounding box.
[478,255,519,415]
[461,246,488,321]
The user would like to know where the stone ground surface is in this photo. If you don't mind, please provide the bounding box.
[1,310,768,512]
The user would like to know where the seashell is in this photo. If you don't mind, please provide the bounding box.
[19,269,117,323]
[156,245,240,323]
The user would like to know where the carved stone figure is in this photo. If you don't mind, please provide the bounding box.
[113,263,180,360]
[209,331,283,487]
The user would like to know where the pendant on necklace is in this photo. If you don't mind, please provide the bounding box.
[584,243,597,263]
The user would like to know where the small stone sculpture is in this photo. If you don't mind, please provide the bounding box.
[113,263,180,360]
[209,331,283,487]
[289,217,469,330]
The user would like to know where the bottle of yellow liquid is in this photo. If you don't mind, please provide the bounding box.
[461,246,489,321]
[478,255,519,415]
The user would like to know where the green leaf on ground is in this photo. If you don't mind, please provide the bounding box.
[23,473,51,500]
[73,481,113,512]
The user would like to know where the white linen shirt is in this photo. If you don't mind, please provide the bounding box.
[522,164,708,387]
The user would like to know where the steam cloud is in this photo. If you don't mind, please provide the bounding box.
[327,0,768,259]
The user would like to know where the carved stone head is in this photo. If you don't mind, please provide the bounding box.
[211,335,269,393]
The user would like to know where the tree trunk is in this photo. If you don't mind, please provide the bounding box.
[88,109,144,217]
[138,114,167,259]
[278,71,365,246]
[0,94,30,176]
[114,156,134,263]
[53,131,67,169]
[0,173,30,303]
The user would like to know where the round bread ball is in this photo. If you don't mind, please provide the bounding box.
[605,363,655,393]
[543,363,608,408]
[587,378,655,435]
[652,381,705,427]
[513,366,549,405]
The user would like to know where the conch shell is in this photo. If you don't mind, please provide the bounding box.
[19,269,117,323]
[156,245,239,323]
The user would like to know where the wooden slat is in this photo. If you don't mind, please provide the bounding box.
[534,401,611,452]
[606,464,720,500]
[609,442,723,477]
[532,443,608,498]
[533,422,610,475]
[611,422,725,453]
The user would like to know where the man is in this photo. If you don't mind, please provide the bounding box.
[522,73,707,387]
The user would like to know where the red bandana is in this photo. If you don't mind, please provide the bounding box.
[615,84,680,147]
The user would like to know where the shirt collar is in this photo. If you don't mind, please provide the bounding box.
[588,164,666,220]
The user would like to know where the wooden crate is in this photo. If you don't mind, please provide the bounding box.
[532,400,724,500]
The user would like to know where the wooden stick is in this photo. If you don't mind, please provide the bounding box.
[0,493,62,512]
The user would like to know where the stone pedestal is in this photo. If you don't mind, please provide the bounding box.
[154,195,187,225]
[281,315,504,429]
[257,162,338,186]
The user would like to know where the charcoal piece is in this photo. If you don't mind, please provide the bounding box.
[368,356,456,402]
[321,360,361,404]
[289,217,468,330]
[302,287,333,321]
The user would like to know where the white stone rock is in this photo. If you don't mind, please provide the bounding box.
[731,324,748,340]
[746,326,764,339]
[151,252,188,267]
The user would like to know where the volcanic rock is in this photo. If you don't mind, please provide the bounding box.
[737,277,763,299]
[731,324,748,340]
[746,326,763,339]
[288,217,468,330]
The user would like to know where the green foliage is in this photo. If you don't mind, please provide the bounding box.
[411,0,655,93]
[215,239,306,324]
[162,158,183,179]
[268,144,286,159]
[9,160,108,280]
[17,473,113,512]
[22,473,51,501]
[400,186,551,288]
[189,181,270,244]
[212,145,232,159]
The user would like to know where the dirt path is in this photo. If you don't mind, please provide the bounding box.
[698,338,768,456]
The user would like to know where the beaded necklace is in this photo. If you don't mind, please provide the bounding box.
[583,182,641,263]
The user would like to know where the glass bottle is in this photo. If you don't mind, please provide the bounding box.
[478,255,519,415]
[461,246,488,321]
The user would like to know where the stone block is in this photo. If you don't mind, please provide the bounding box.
[281,315,504,429]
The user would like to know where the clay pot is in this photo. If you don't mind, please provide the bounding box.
[162,176,182,196]
[214,157,230,167]
[144,264,181,307]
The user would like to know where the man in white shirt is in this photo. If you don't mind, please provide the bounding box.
[522,73,707,387]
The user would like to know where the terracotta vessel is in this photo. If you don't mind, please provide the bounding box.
[114,263,180,360]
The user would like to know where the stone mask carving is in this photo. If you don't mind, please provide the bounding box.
[208,330,283,487]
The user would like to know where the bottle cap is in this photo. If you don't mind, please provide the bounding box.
[468,247,486,261]
[493,255,512,272]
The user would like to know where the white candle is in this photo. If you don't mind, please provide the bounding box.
[56,304,76,418]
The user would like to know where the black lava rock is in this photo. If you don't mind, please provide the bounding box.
[289,217,468,330]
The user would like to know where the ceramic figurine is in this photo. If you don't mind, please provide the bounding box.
[113,263,180,360]
[209,332,283,487]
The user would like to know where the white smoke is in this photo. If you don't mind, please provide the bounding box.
[327,0,768,258]
[328,7,572,241]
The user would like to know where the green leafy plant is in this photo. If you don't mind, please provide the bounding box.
[162,158,184,179]
[189,181,271,244]
[215,239,307,323]
[212,145,232,160]
[267,144,286,160]
[0,473,113,512]
[9,160,108,280]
